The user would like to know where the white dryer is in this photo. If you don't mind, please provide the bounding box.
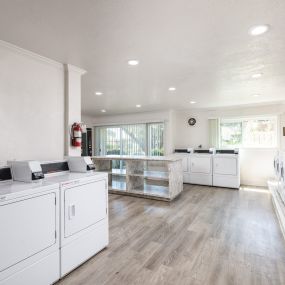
[0,167,60,285]
[189,149,213,186]
[43,161,109,277]
[213,149,240,189]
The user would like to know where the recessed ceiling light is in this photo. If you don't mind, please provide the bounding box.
[190,101,196,104]
[128,60,139,66]
[101,109,106,113]
[168,87,176,91]
[252,73,262,79]
[253,94,260,97]
[136,104,141,108]
[249,25,269,36]
[95,92,103,96]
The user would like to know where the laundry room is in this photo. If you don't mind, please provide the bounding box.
[1,1,285,285]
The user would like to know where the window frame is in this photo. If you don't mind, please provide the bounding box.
[219,115,279,149]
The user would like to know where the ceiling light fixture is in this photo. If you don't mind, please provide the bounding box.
[249,25,269,36]
[190,101,196,104]
[253,94,260,97]
[95,92,103,96]
[128,60,139,66]
[101,109,106,113]
[168,87,176,91]
[252,73,262,79]
[136,104,141,108]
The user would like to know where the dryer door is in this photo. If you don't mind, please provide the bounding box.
[214,157,238,175]
[0,193,56,272]
[64,179,107,238]
[190,156,212,174]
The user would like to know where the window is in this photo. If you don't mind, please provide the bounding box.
[220,120,242,148]
[219,117,277,148]
[95,122,164,157]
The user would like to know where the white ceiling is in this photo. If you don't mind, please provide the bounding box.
[0,0,285,116]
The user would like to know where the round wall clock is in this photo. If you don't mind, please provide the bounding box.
[188,118,196,126]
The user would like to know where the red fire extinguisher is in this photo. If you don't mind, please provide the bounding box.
[71,123,82,147]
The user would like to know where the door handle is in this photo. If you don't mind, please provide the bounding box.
[68,204,76,220]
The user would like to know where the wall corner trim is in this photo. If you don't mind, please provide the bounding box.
[65,64,87,75]
[0,39,63,69]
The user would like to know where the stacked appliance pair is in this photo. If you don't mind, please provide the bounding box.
[0,157,108,285]
[174,148,240,189]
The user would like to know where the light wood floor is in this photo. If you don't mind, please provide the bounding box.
[57,185,285,285]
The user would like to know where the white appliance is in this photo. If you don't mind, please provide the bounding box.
[274,151,281,179]
[8,160,44,182]
[212,149,240,189]
[67,156,95,172]
[268,151,285,239]
[189,149,214,186]
[277,152,285,203]
[0,171,60,285]
[43,161,108,277]
[174,149,193,183]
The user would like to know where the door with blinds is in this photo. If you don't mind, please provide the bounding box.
[95,123,164,160]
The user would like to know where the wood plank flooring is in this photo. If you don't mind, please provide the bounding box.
[56,184,285,285]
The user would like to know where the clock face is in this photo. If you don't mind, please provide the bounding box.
[188,118,196,126]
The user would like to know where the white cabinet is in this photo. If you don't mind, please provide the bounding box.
[0,193,56,273]
[64,180,107,238]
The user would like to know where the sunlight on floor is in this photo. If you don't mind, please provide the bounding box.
[240,186,269,194]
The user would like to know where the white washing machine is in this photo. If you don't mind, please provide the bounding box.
[212,149,240,189]
[277,152,285,203]
[189,150,213,186]
[274,151,281,180]
[43,160,109,277]
[269,151,285,239]
[0,166,60,285]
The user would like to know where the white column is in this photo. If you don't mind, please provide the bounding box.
[64,64,87,156]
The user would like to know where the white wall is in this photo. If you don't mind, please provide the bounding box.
[172,104,285,187]
[0,41,65,166]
